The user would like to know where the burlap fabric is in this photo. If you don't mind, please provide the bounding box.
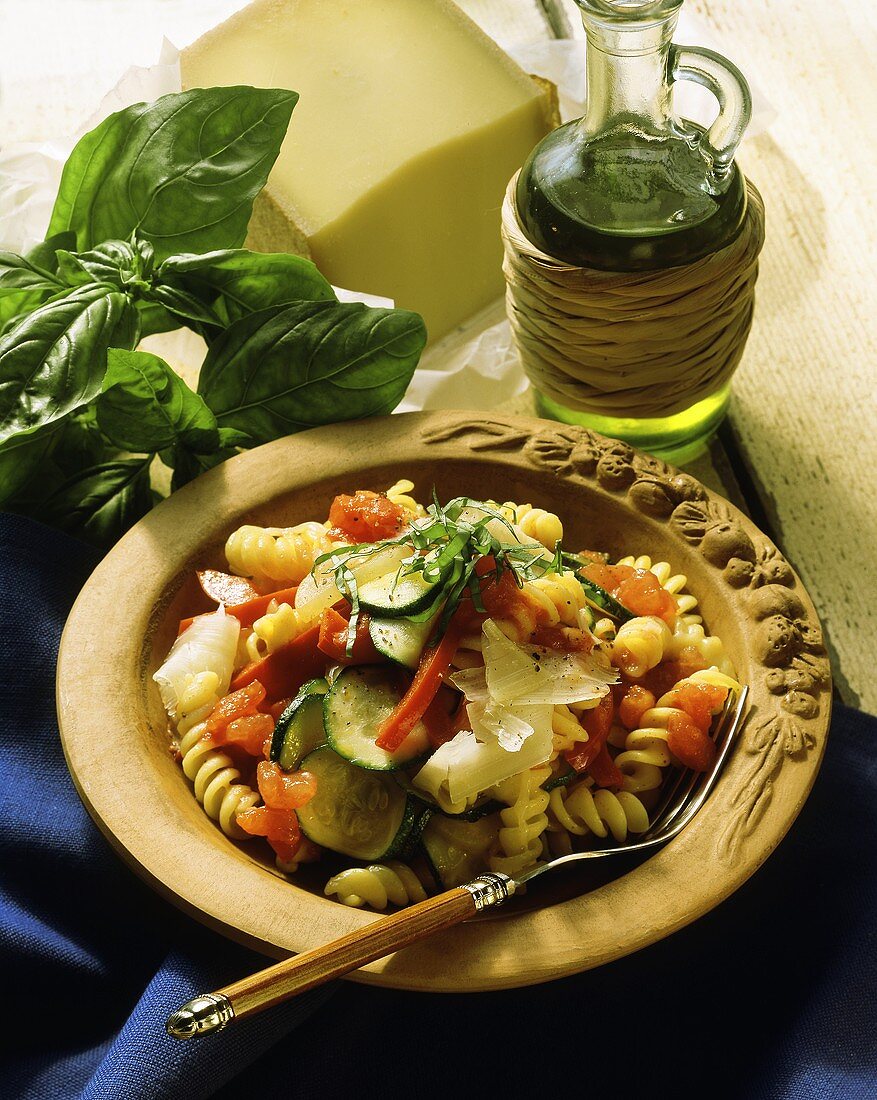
[502,173,765,418]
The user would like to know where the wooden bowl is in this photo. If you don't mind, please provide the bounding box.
[56,412,831,991]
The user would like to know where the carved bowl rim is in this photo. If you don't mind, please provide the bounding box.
[56,411,831,992]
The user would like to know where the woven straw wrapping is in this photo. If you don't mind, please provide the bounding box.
[501,173,765,418]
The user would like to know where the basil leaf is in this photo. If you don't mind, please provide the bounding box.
[56,237,155,292]
[0,251,66,329]
[143,284,223,337]
[41,456,154,547]
[0,285,140,447]
[25,232,77,275]
[198,301,426,441]
[158,249,335,326]
[98,348,219,454]
[0,421,64,505]
[136,300,179,339]
[0,234,83,332]
[48,87,297,261]
[1,413,112,510]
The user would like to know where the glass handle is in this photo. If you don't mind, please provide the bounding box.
[670,45,752,180]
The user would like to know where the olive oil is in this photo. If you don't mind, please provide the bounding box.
[516,124,747,272]
[513,0,754,458]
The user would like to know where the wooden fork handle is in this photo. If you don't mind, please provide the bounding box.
[166,873,515,1038]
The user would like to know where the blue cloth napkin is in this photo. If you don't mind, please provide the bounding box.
[2,512,874,1100]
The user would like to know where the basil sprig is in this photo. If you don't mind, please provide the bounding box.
[317,497,563,653]
[0,87,426,546]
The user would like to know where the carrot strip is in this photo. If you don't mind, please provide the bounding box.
[375,614,468,753]
[178,585,300,636]
[230,623,325,700]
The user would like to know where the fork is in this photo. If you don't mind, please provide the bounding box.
[166,685,748,1039]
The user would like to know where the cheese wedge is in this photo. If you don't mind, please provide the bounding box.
[181,0,556,341]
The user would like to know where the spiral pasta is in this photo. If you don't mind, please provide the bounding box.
[246,599,310,662]
[616,667,740,786]
[385,479,427,519]
[592,617,617,644]
[225,521,331,587]
[548,780,650,844]
[488,763,552,876]
[499,502,563,551]
[324,861,429,909]
[611,616,672,677]
[614,724,672,794]
[616,554,700,622]
[492,570,592,647]
[552,704,586,754]
[524,570,590,628]
[175,673,260,840]
[667,618,735,677]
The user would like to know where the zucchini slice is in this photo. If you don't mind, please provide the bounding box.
[421,812,501,889]
[357,566,445,618]
[270,677,329,771]
[324,666,430,771]
[368,613,437,669]
[298,747,423,861]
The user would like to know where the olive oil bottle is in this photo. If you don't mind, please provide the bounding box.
[515,0,753,460]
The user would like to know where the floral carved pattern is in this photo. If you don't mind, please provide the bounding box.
[421,417,830,862]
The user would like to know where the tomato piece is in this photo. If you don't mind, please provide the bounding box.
[618,684,657,730]
[588,743,624,789]
[328,490,407,542]
[662,681,728,733]
[256,760,318,810]
[206,682,266,738]
[317,607,382,663]
[236,805,302,864]
[260,696,293,721]
[473,561,522,621]
[583,562,676,626]
[564,694,614,772]
[641,649,708,697]
[667,712,717,772]
[222,713,275,757]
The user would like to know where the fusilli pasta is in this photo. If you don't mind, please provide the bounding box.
[548,780,650,844]
[488,763,552,876]
[612,615,672,677]
[225,521,330,587]
[385,479,427,519]
[499,502,563,550]
[246,599,310,661]
[176,673,260,840]
[324,861,428,909]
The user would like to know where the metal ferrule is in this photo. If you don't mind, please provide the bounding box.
[462,873,516,911]
[166,993,235,1040]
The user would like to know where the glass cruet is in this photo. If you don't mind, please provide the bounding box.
[516,0,753,271]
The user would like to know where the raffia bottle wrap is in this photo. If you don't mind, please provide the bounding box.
[501,171,765,418]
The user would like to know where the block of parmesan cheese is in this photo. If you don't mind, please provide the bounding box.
[181,0,556,341]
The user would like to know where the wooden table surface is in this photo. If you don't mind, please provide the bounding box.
[1,0,874,713]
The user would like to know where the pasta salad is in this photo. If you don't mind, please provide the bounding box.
[154,482,740,911]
